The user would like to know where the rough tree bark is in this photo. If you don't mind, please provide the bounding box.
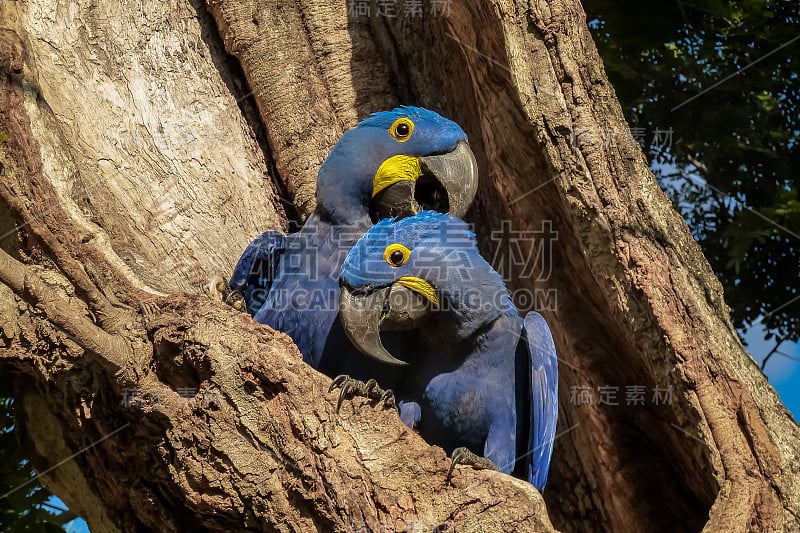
[0,0,797,532]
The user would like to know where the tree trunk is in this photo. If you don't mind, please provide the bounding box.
[0,0,797,532]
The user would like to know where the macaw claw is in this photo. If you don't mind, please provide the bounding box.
[446,447,499,482]
[328,375,397,412]
[208,275,247,312]
[223,289,246,311]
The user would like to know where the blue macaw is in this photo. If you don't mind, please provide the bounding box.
[228,107,478,369]
[337,211,559,491]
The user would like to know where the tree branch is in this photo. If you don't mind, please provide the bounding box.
[760,336,785,371]
[0,247,132,370]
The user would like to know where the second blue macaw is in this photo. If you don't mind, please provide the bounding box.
[229,107,478,369]
[337,212,559,491]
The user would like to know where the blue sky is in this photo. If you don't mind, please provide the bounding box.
[742,325,800,420]
[66,519,89,533]
[41,496,89,533]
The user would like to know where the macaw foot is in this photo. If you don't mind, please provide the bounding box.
[224,288,246,311]
[446,447,499,482]
[208,275,246,312]
[328,375,396,412]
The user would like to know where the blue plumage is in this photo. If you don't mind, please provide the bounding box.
[230,108,475,368]
[316,107,468,226]
[338,212,559,491]
[229,231,285,315]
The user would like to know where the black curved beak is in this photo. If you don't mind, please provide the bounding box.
[339,283,431,365]
[418,140,478,217]
[371,140,478,220]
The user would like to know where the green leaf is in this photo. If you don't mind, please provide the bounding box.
[584,0,800,340]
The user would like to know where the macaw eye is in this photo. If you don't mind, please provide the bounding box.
[383,243,411,267]
[389,118,414,142]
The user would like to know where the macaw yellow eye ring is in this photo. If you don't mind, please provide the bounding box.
[389,117,414,142]
[383,243,411,267]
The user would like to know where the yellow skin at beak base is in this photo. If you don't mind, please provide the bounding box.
[396,276,439,306]
[371,155,421,197]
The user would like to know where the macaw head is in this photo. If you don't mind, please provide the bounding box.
[316,107,478,226]
[339,211,512,365]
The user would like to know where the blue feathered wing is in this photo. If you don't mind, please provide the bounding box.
[229,231,286,316]
[522,312,559,492]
